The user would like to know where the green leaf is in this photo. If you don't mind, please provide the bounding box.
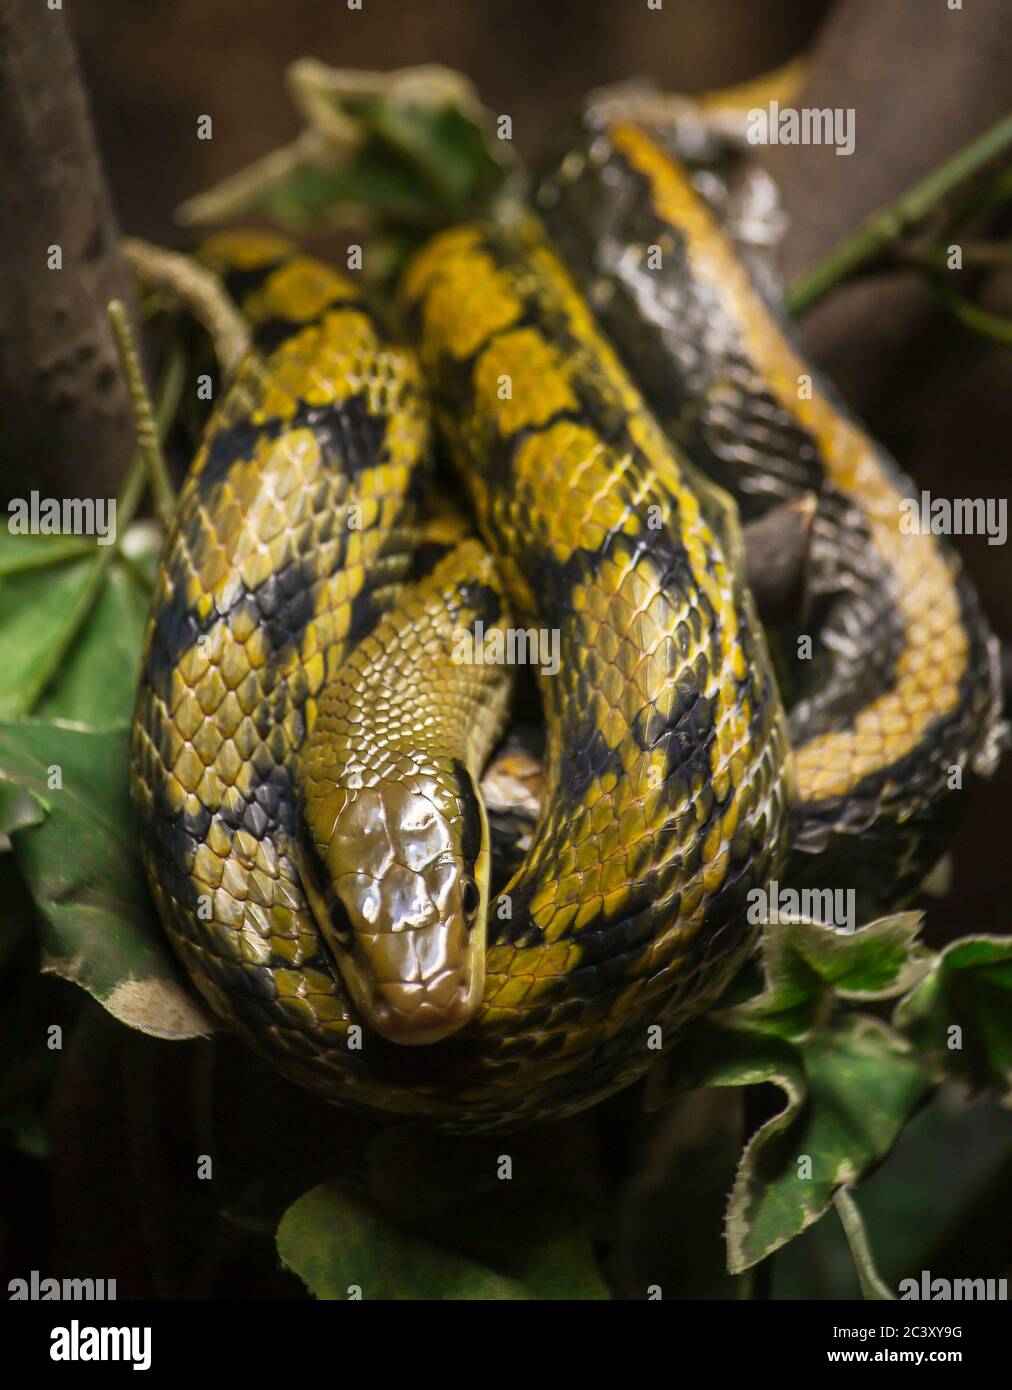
[35,557,152,725]
[364,1126,610,1299]
[772,1088,1012,1298]
[0,722,210,1039]
[713,912,929,1041]
[723,1014,932,1272]
[0,549,97,721]
[355,98,503,209]
[178,61,510,252]
[179,131,444,232]
[0,778,46,849]
[0,532,94,576]
[289,59,506,202]
[649,916,936,1272]
[437,1192,609,1300]
[0,528,158,727]
[894,936,1012,1101]
[277,1180,532,1300]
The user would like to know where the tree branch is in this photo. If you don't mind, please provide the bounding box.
[0,0,140,501]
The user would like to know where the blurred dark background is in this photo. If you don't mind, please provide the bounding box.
[70,0,827,241]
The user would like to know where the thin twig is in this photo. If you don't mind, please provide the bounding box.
[929,280,1012,346]
[120,236,254,377]
[911,241,1012,271]
[940,165,1012,238]
[787,113,1012,315]
[21,356,182,714]
[833,1187,895,1301]
[107,301,176,528]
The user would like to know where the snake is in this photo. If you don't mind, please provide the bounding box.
[535,94,1004,910]
[131,100,1002,1134]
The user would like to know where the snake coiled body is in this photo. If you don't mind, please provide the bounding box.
[537,107,1003,911]
[132,112,1001,1132]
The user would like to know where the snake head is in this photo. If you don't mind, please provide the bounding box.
[299,766,489,1046]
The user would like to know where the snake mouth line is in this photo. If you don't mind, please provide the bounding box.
[352,960,486,1046]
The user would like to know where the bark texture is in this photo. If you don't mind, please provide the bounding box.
[0,0,138,501]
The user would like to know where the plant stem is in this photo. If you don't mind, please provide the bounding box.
[930,281,1012,346]
[107,301,176,529]
[788,113,1012,315]
[913,241,1012,271]
[833,1187,895,1301]
[736,1257,773,1300]
[120,236,253,376]
[22,355,181,715]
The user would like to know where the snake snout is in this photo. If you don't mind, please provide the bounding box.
[300,774,491,1045]
[363,921,486,1045]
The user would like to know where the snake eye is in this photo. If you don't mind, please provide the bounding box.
[326,899,355,951]
[298,838,353,951]
[461,877,480,922]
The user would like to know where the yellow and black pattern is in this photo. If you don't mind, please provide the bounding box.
[298,536,515,1047]
[134,112,1002,1128]
[133,224,792,1132]
[397,220,791,1119]
[536,113,1003,909]
[131,233,443,1114]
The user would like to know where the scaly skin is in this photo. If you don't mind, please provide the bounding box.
[299,539,514,1046]
[133,225,791,1131]
[536,111,1004,910]
[396,221,792,1126]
